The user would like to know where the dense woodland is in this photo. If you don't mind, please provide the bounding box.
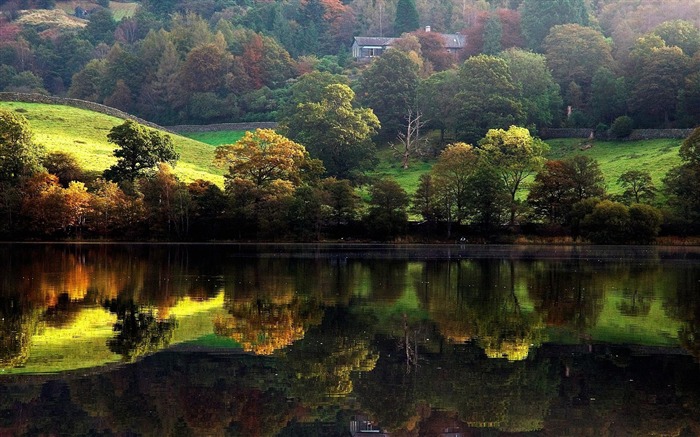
[1,0,700,241]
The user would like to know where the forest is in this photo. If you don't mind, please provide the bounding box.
[0,0,700,242]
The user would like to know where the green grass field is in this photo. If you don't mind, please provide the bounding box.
[371,137,683,196]
[545,138,683,195]
[180,130,246,146]
[0,99,685,197]
[0,102,224,185]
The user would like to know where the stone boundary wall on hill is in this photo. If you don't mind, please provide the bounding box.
[166,122,279,133]
[540,127,694,140]
[0,92,173,133]
[627,129,694,140]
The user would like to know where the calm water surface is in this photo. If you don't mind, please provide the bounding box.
[2,243,700,436]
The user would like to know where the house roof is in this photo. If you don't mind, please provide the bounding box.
[352,33,465,50]
[353,37,397,46]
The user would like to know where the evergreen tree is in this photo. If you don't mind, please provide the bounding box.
[521,0,589,51]
[394,0,420,36]
[483,13,503,55]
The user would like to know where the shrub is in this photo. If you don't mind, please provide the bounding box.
[628,203,663,244]
[611,115,634,139]
[580,200,630,244]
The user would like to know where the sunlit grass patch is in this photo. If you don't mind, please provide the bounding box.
[0,102,224,185]
[180,130,247,146]
[546,138,682,194]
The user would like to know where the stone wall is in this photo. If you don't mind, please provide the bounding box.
[0,92,172,132]
[167,122,279,133]
[627,129,693,140]
[540,127,694,140]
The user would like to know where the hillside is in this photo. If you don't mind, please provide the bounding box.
[0,101,224,185]
[370,137,683,196]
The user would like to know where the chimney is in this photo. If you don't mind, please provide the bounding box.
[425,25,431,32]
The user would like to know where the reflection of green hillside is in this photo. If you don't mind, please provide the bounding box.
[5,293,227,375]
[589,290,680,346]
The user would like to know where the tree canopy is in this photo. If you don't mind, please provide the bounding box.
[103,120,179,184]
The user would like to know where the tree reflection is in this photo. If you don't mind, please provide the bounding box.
[283,306,379,404]
[0,295,38,369]
[527,259,606,332]
[104,297,177,362]
[214,295,324,356]
[418,259,545,361]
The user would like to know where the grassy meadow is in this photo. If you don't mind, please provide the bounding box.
[372,137,683,196]
[180,130,247,146]
[0,99,685,197]
[0,102,225,185]
[545,138,683,195]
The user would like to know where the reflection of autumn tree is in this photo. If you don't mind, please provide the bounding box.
[419,260,545,361]
[353,342,421,432]
[283,306,379,404]
[104,297,177,362]
[527,259,606,332]
[214,294,323,356]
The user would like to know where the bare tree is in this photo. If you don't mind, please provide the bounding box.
[392,109,429,169]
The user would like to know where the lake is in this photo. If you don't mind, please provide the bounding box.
[1,243,700,436]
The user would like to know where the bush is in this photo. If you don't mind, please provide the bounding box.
[595,123,609,138]
[611,116,634,139]
[628,203,663,244]
[580,200,630,244]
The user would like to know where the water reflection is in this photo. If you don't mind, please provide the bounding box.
[1,243,700,435]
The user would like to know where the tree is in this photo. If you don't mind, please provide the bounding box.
[567,155,607,201]
[416,69,460,144]
[284,84,379,179]
[82,8,117,45]
[394,0,420,35]
[364,178,410,239]
[87,178,145,237]
[414,30,455,72]
[628,44,691,127]
[215,129,314,190]
[42,151,83,187]
[628,203,663,244]
[544,24,614,107]
[178,41,233,94]
[392,109,428,169]
[478,126,548,225]
[580,200,630,244]
[500,48,562,128]
[139,163,191,238]
[527,160,578,224]
[278,71,349,122]
[215,129,321,236]
[590,67,628,125]
[456,55,524,144]
[618,170,656,204]
[358,49,420,139]
[520,0,589,51]
[319,177,358,227]
[664,127,700,224]
[527,155,606,226]
[103,120,179,184]
[467,164,510,233]
[653,20,700,57]
[412,173,441,226]
[482,13,503,55]
[0,108,44,183]
[431,142,479,231]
